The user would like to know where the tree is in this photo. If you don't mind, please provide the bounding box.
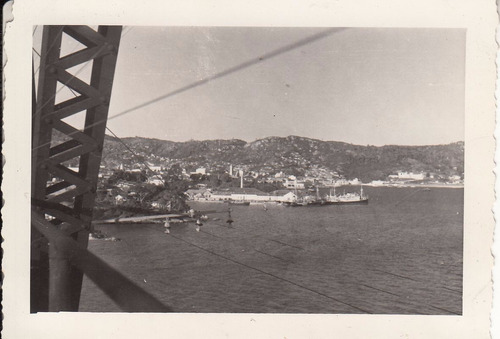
[189,173,209,186]
[134,183,163,205]
[155,164,190,212]
[220,172,232,183]
[209,173,221,188]
[107,169,147,184]
[153,189,189,212]
[190,173,203,183]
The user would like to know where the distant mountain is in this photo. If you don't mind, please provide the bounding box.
[97,135,464,182]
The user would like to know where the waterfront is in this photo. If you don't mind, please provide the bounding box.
[80,186,463,314]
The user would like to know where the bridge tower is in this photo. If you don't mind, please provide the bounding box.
[31,25,123,312]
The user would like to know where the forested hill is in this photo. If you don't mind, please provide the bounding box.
[97,135,463,181]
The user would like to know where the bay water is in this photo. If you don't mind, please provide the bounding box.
[80,186,463,314]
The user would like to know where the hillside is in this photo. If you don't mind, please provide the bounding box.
[97,135,464,182]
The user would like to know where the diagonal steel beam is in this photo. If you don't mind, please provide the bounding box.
[31,25,122,312]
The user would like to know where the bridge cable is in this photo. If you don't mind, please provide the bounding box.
[166,231,372,314]
[32,28,345,152]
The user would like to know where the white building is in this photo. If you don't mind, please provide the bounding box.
[269,190,297,202]
[399,172,423,180]
[334,179,349,186]
[210,188,297,203]
[147,177,164,186]
[284,178,305,189]
[193,167,207,175]
[211,188,268,201]
[115,194,126,205]
[275,171,285,178]
[185,188,212,201]
[370,180,385,186]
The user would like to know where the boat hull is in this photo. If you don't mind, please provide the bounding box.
[323,199,369,205]
[284,199,369,206]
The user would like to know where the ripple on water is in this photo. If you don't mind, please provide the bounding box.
[80,187,463,314]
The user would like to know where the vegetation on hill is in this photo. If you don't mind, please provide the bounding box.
[99,135,464,182]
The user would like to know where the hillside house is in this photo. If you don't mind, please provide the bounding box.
[114,194,126,205]
[190,167,207,175]
[284,178,305,189]
[147,176,164,186]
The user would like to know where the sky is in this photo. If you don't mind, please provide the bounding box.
[33,26,465,146]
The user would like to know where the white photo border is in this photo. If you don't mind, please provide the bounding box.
[3,0,497,338]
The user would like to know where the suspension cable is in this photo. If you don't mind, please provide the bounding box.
[32,28,344,152]
[166,232,371,313]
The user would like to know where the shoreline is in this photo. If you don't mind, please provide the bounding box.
[363,183,464,188]
[188,184,464,203]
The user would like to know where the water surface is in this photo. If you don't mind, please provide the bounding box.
[80,187,463,314]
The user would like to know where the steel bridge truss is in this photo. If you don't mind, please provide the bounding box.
[31,25,122,312]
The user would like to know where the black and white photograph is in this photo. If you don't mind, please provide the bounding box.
[3,0,497,338]
[30,25,465,314]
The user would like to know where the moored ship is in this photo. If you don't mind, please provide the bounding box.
[284,186,368,206]
[324,186,369,205]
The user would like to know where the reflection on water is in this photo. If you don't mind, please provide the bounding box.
[80,187,463,314]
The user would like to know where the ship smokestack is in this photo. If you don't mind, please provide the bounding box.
[240,170,244,188]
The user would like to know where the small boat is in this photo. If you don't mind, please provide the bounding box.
[226,208,234,225]
[283,199,308,207]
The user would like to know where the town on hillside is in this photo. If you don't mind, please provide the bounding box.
[66,159,464,220]
[49,132,463,216]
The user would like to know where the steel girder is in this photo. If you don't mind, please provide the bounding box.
[31,25,122,312]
